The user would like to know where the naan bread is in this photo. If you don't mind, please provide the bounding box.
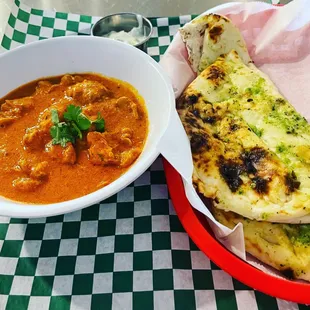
[180,14,251,73]
[177,50,310,223]
[213,207,310,281]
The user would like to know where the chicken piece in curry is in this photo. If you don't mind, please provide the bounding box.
[0,74,148,204]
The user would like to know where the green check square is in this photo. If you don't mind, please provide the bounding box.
[6,296,29,310]
[134,186,151,201]
[133,252,152,270]
[42,17,55,28]
[27,24,40,36]
[153,269,173,290]
[61,222,80,239]
[1,35,11,50]
[159,46,168,55]
[10,218,28,224]
[133,292,153,310]
[81,204,99,221]
[30,8,44,16]
[158,26,169,36]
[15,257,38,276]
[115,235,133,252]
[39,240,60,257]
[8,14,16,28]
[189,239,199,251]
[233,278,252,290]
[168,17,181,25]
[1,240,23,257]
[0,223,8,239]
[134,216,151,234]
[67,21,79,32]
[150,19,157,27]
[0,275,13,294]
[53,26,65,37]
[151,56,160,62]
[192,270,214,289]
[113,271,133,292]
[151,200,169,215]
[72,274,93,295]
[12,30,26,44]
[152,232,171,250]
[147,38,158,48]
[170,216,185,232]
[56,12,68,19]
[49,296,71,310]
[17,9,30,23]
[55,256,76,275]
[98,220,116,236]
[174,290,196,310]
[77,238,97,255]
[150,171,166,184]
[94,253,114,273]
[91,294,112,310]
[80,15,92,23]
[116,202,134,218]
[46,215,64,223]
[103,194,117,203]
[211,261,221,270]
[254,291,278,310]
[172,250,192,269]
[31,276,54,296]
[25,223,45,240]
[215,291,238,310]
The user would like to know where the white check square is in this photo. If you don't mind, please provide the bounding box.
[133,271,153,291]
[43,223,62,240]
[93,273,113,294]
[96,236,115,254]
[114,253,133,272]
[59,239,78,256]
[52,275,74,296]
[79,221,98,238]
[99,203,116,220]
[75,255,95,274]
[5,224,27,240]
[116,218,133,235]
[10,276,34,295]
[20,240,42,258]
[36,257,57,276]
[28,296,50,310]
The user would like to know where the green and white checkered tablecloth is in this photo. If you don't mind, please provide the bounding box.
[0,1,305,309]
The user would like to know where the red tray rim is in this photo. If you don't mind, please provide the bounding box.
[163,159,310,304]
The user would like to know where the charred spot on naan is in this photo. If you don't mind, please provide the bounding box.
[201,64,226,88]
[285,171,300,193]
[218,156,244,192]
[190,131,210,154]
[209,25,224,43]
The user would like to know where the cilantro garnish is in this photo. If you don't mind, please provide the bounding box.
[50,105,105,147]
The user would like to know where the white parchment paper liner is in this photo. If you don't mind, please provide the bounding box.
[158,0,310,276]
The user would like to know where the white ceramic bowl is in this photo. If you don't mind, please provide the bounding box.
[0,36,174,218]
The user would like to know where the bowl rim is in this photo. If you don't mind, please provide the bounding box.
[0,36,174,218]
[90,12,153,47]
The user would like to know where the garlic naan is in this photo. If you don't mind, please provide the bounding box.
[177,49,310,223]
[213,207,310,281]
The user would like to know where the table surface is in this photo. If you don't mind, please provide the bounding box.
[0,0,290,42]
[0,1,302,310]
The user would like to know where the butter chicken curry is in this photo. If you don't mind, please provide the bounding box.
[0,74,148,204]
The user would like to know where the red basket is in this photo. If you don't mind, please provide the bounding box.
[163,159,310,304]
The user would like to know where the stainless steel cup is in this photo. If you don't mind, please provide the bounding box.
[91,13,153,52]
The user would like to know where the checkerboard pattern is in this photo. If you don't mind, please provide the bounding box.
[0,1,305,310]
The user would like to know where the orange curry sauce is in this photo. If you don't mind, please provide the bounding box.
[0,74,148,204]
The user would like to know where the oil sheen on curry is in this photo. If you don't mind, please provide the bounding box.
[0,74,148,204]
